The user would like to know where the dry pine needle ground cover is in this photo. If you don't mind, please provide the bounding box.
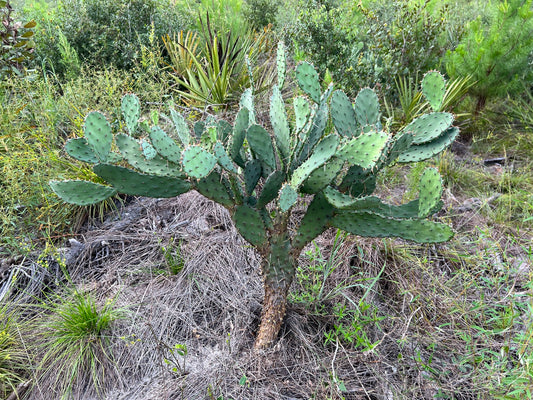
[9,158,530,400]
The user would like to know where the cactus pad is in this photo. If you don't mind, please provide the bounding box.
[239,88,256,125]
[65,138,99,164]
[421,71,446,112]
[404,112,454,145]
[278,183,298,212]
[270,86,290,160]
[116,134,182,177]
[141,138,157,160]
[50,180,117,205]
[149,126,182,164]
[276,41,286,89]
[247,124,276,172]
[293,96,311,134]
[197,170,234,207]
[337,130,389,169]
[84,111,112,162]
[244,159,262,195]
[257,170,285,209]
[233,204,267,247]
[301,157,344,194]
[121,94,140,135]
[330,90,357,137]
[170,108,191,147]
[418,167,443,218]
[213,141,237,173]
[93,164,191,198]
[398,127,459,163]
[331,211,454,243]
[354,88,380,127]
[291,134,339,188]
[293,193,334,250]
[296,62,321,103]
[181,145,217,179]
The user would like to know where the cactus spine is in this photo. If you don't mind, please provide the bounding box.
[51,46,455,350]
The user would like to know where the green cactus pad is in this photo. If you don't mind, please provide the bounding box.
[324,187,382,209]
[84,111,112,162]
[330,90,357,137]
[257,170,285,209]
[193,121,204,140]
[337,130,389,169]
[270,86,290,160]
[354,88,380,127]
[93,164,191,198]
[247,124,276,172]
[116,134,182,177]
[295,99,329,167]
[277,41,286,89]
[380,131,414,166]
[65,138,99,164]
[418,167,443,218]
[170,108,191,147]
[293,193,334,250]
[301,158,344,194]
[339,165,377,197]
[239,88,256,125]
[403,112,453,145]
[244,159,262,195]
[228,175,244,205]
[296,62,321,103]
[421,71,446,112]
[233,204,267,247]
[293,96,311,134]
[278,183,298,212]
[181,145,217,179]
[398,127,459,163]
[149,126,182,164]
[141,138,157,160]
[197,170,234,207]
[217,119,233,145]
[230,107,250,168]
[50,180,117,205]
[121,94,140,135]
[331,211,454,243]
[291,134,339,188]
[213,141,237,173]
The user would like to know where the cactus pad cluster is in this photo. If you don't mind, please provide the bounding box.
[51,43,456,349]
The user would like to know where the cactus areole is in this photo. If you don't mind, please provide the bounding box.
[51,44,456,350]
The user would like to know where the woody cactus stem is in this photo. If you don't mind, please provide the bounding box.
[50,43,456,350]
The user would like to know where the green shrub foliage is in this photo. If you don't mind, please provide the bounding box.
[1,0,36,77]
[446,0,533,111]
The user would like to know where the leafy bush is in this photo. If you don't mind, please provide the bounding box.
[350,0,452,98]
[242,0,281,29]
[446,0,533,112]
[25,0,191,74]
[1,0,36,77]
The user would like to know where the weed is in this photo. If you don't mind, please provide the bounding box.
[162,237,186,275]
[0,303,31,399]
[34,289,125,399]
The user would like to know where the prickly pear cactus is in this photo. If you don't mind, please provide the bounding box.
[51,44,456,350]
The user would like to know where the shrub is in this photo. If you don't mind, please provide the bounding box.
[0,0,36,78]
[242,0,281,30]
[445,0,533,112]
[26,0,191,74]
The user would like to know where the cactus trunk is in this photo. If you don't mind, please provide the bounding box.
[255,264,294,349]
[254,228,297,350]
